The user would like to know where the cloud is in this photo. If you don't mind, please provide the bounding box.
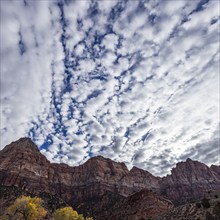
[1,0,54,146]
[179,126,220,165]
[1,0,219,176]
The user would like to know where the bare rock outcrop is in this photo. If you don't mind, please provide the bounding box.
[153,197,220,220]
[161,158,220,204]
[100,189,173,220]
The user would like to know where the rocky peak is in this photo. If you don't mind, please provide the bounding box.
[130,166,159,178]
[1,137,39,154]
[82,155,130,183]
[119,165,161,194]
[0,137,49,179]
[87,155,128,170]
[168,158,213,182]
[210,165,220,177]
[161,159,220,204]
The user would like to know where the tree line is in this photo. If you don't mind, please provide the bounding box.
[0,195,93,220]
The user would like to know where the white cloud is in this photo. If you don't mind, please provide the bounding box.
[102,33,119,51]
[1,0,219,176]
[77,59,96,73]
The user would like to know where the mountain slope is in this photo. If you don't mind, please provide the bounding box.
[100,189,173,220]
[161,158,220,204]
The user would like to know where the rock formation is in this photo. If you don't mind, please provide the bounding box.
[153,196,220,220]
[161,158,220,204]
[101,189,173,220]
[0,138,160,198]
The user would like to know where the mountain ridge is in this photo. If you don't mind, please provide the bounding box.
[2,137,218,177]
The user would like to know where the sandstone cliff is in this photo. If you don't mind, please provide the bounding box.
[161,158,220,204]
[0,138,160,198]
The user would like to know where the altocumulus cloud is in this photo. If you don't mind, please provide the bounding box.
[1,0,219,176]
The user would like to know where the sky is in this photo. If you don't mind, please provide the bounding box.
[0,0,219,176]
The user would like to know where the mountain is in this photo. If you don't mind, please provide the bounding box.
[161,158,220,205]
[0,137,220,219]
[0,138,168,219]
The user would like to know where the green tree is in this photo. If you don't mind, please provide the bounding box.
[7,196,47,220]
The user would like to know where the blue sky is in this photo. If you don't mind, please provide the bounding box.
[1,0,219,176]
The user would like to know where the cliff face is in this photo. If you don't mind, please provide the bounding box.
[0,138,220,219]
[161,158,220,204]
[0,138,160,200]
[0,138,50,193]
[101,189,174,220]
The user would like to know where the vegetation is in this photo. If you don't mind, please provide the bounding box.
[53,207,93,220]
[6,196,47,220]
[201,198,211,209]
[196,202,201,208]
[205,211,215,220]
[0,196,93,220]
[213,201,220,218]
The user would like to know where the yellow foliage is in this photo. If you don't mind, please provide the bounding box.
[0,215,8,220]
[53,207,93,220]
[7,195,47,220]
[4,196,93,220]
[53,207,79,220]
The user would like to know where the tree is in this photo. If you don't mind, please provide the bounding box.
[53,207,79,220]
[53,207,93,220]
[7,196,47,220]
[201,197,211,209]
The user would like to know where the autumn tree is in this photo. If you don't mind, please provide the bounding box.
[7,195,47,220]
[53,207,93,220]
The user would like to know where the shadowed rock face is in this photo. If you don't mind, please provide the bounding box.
[0,138,160,198]
[161,158,220,204]
[153,196,220,220]
[100,189,174,220]
[0,138,220,219]
[211,165,220,178]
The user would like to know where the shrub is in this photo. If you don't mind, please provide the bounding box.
[205,211,214,220]
[196,202,201,208]
[201,198,210,209]
[213,201,220,217]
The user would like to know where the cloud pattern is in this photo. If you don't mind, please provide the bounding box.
[1,0,219,176]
